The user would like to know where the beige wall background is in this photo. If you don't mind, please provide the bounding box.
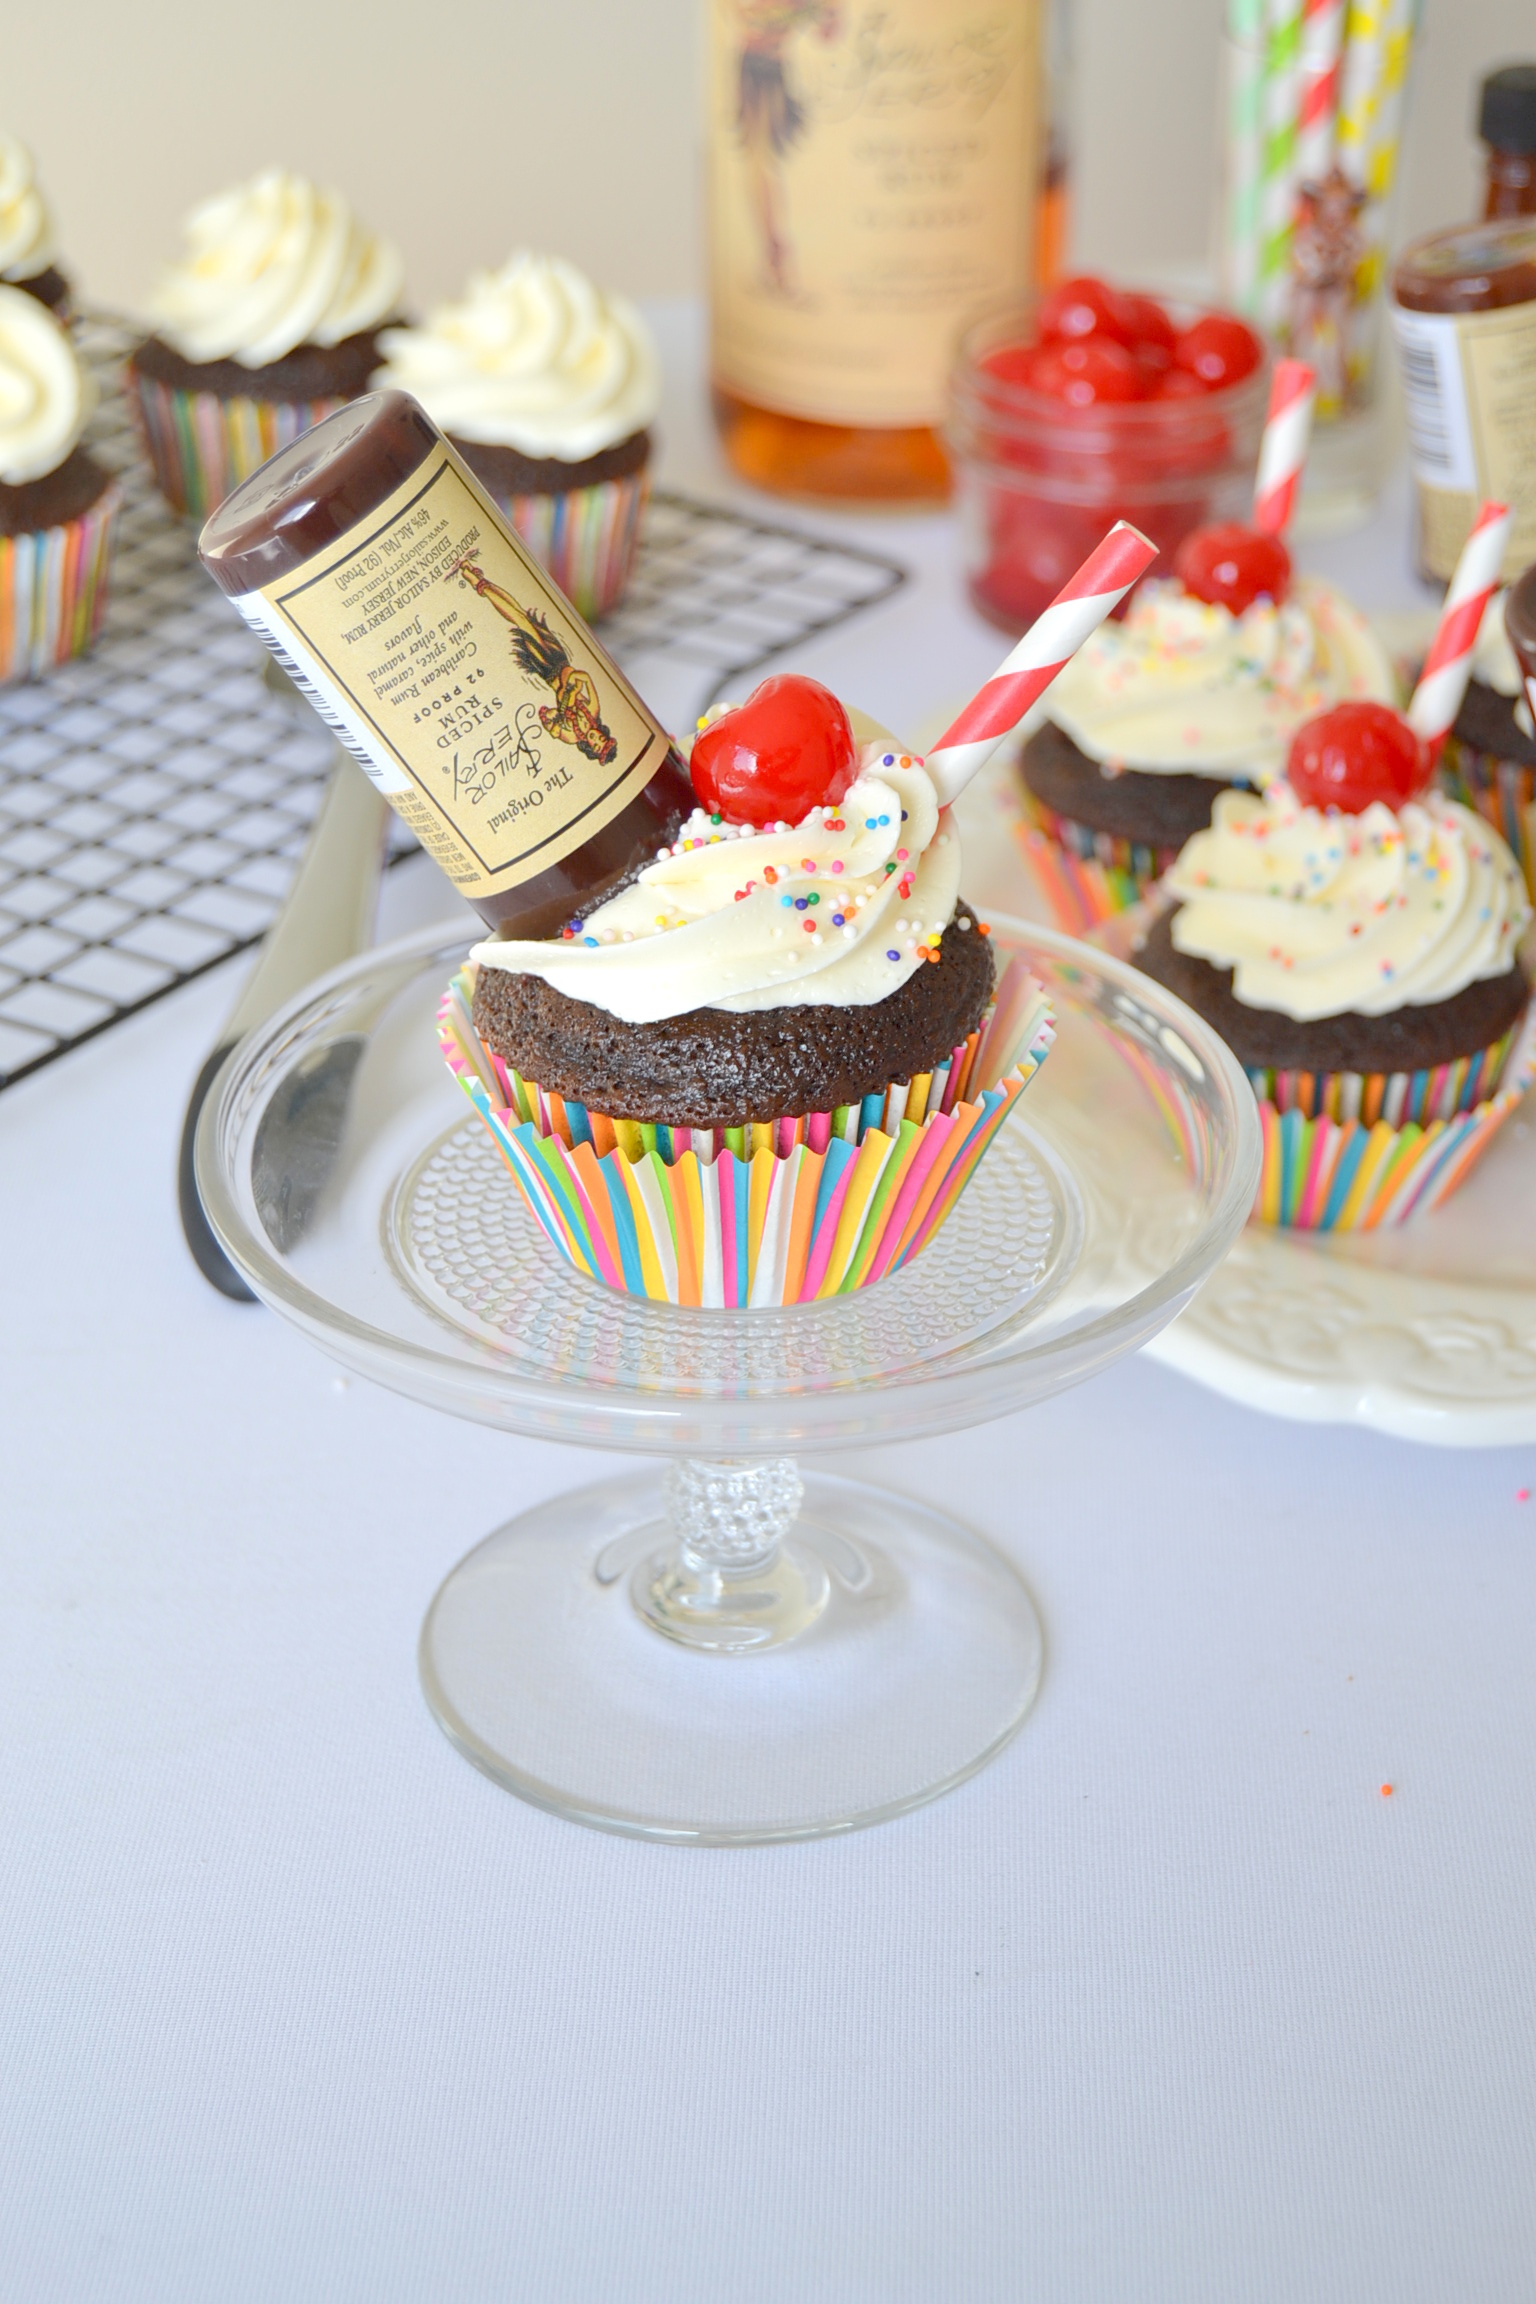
[6,0,1533,317]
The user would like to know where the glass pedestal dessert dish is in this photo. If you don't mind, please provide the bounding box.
[197,916,1259,1843]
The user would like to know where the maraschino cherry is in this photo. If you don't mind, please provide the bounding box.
[1025,337,1143,406]
[1174,521,1292,615]
[1037,274,1133,346]
[1285,701,1430,815]
[689,674,859,826]
[1173,313,1263,390]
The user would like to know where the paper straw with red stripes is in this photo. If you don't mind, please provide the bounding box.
[1295,0,1345,182]
[925,522,1159,805]
[1251,359,1316,536]
[1407,500,1512,759]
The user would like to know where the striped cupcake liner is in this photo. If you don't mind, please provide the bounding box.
[474,468,648,621]
[0,480,122,686]
[1014,789,1180,936]
[1440,734,1536,903]
[1251,997,1536,1230]
[122,364,350,521]
[436,957,1055,1307]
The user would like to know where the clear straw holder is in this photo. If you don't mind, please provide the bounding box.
[1216,0,1419,532]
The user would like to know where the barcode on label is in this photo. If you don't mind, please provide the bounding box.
[232,591,411,797]
[263,635,381,771]
[1388,306,1477,493]
[1397,336,1453,472]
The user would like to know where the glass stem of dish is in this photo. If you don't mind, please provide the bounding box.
[631,1457,830,1655]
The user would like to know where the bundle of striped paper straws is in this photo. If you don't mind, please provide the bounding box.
[1222,0,1420,415]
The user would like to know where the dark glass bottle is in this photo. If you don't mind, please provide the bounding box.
[199,391,692,940]
[1480,66,1536,221]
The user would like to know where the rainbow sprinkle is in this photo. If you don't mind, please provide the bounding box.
[1251,1000,1536,1229]
[123,366,349,520]
[474,468,647,621]
[437,958,1055,1306]
[0,482,122,685]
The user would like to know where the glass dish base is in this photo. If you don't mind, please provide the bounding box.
[420,1467,1043,1844]
[198,915,1259,1841]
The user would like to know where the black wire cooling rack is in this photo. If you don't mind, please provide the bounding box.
[0,314,905,1091]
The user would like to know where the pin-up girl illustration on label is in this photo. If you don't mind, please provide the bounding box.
[452,556,619,765]
[733,0,843,292]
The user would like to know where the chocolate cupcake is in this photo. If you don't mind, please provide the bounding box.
[1016,525,1397,934]
[0,135,69,319]
[372,256,657,619]
[1134,702,1534,1229]
[439,679,1054,1306]
[1437,589,1536,900]
[0,286,120,683]
[124,169,404,519]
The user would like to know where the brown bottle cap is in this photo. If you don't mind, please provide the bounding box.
[199,390,437,598]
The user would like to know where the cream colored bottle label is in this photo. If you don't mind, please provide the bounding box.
[235,448,669,898]
[709,0,1041,428]
[1391,295,1536,583]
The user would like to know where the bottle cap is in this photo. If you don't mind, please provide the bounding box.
[1480,65,1536,156]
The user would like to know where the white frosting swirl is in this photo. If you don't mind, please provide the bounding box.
[1033,575,1397,782]
[0,136,56,282]
[471,739,963,1026]
[1166,781,1531,1020]
[0,284,90,483]
[372,255,659,461]
[146,169,403,367]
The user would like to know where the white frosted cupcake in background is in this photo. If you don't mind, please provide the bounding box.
[373,254,659,618]
[1014,522,1398,934]
[0,134,69,319]
[124,168,405,518]
[1437,590,1536,901]
[1132,700,1534,1229]
[0,285,120,682]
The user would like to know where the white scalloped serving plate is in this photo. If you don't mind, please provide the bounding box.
[1144,1093,1536,1446]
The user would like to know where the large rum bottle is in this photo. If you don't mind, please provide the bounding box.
[707,0,1046,502]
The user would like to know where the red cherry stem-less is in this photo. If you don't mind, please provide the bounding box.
[1174,523,1292,615]
[689,676,859,827]
[1286,701,1430,814]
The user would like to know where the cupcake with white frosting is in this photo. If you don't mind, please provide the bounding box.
[0,285,120,683]
[372,255,658,618]
[1133,698,1534,1228]
[1016,521,1397,935]
[0,136,69,319]
[1438,588,1536,900]
[124,168,404,518]
[438,675,1054,1306]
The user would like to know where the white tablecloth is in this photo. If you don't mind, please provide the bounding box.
[4,305,1534,2304]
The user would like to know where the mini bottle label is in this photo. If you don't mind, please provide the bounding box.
[1390,295,1536,583]
[237,448,669,898]
[708,0,1042,429]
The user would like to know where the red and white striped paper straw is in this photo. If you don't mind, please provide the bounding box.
[1407,499,1512,758]
[1296,0,1345,183]
[1251,359,1316,537]
[925,522,1158,804]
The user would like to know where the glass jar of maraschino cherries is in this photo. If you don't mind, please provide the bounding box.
[947,276,1269,633]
